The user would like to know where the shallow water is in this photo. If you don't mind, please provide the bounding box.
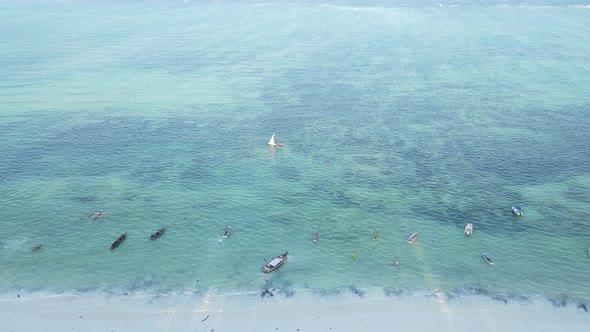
[1,0,589,303]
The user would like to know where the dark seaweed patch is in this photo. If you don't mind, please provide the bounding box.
[348,286,364,298]
[261,289,274,298]
[491,295,508,304]
[383,288,404,297]
[313,289,344,297]
[549,297,568,308]
[277,288,295,298]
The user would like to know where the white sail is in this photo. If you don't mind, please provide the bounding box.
[268,133,276,146]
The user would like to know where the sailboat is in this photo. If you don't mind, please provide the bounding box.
[268,133,283,148]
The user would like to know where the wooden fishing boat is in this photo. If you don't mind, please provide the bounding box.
[262,252,288,273]
[223,226,232,238]
[111,232,128,250]
[150,228,165,240]
[482,252,495,265]
[407,232,418,244]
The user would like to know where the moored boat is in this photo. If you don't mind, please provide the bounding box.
[111,231,128,250]
[268,133,283,148]
[150,228,165,240]
[89,210,104,220]
[223,226,232,238]
[262,251,288,273]
[464,223,473,236]
[407,232,418,244]
[482,252,494,265]
[313,231,319,242]
[512,205,523,216]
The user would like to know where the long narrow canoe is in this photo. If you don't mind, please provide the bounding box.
[150,228,165,240]
[111,232,128,250]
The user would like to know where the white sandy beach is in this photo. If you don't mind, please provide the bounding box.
[1,290,588,332]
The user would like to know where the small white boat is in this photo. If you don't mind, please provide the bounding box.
[223,226,232,238]
[313,231,319,243]
[512,205,523,216]
[262,252,288,273]
[407,232,418,244]
[482,252,494,265]
[464,223,473,236]
[268,133,283,148]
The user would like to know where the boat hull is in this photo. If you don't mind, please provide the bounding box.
[111,232,127,250]
[464,224,473,236]
[150,228,165,240]
[262,252,288,273]
[512,206,523,216]
[407,232,418,244]
[482,252,494,265]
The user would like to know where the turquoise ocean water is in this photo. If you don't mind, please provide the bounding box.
[1,0,590,306]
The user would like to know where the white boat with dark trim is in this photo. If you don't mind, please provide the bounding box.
[464,223,473,236]
[407,232,418,244]
[482,252,494,265]
[262,251,288,273]
[223,226,232,238]
[512,205,523,216]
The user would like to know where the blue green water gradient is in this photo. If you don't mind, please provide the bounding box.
[1,1,589,306]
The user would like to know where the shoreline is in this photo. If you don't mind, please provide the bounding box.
[2,289,589,331]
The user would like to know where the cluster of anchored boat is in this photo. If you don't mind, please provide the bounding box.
[263,205,526,272]
[28,202,590,272]
[106,222,290,273]
[459,205,524,265]
[110,227,165,250]
[263,206,526,273]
